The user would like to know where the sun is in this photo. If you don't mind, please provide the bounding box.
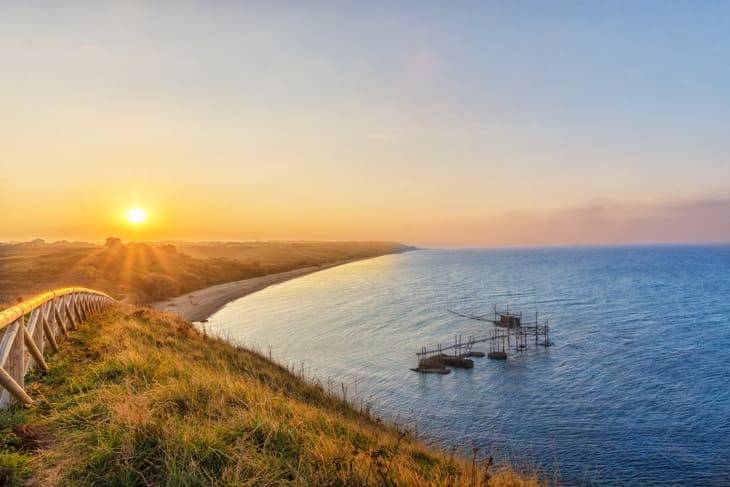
[126,208,147,224]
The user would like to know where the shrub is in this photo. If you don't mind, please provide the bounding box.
[137,273,181,301]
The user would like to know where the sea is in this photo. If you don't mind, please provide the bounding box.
[203,246,730,486]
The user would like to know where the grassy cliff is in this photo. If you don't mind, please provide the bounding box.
[0,306,537,486]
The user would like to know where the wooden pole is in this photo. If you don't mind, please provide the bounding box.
[23,327,49,372]
[0,367,33,406]
[41,314,59,353]
[64,300,77,330]
[53,304,69,338]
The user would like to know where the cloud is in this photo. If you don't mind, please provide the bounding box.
[406,47,439,82]
[415,196,730,246]
[399,46,441,94]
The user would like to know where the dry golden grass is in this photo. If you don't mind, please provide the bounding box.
[0,306,539,486]
[0,241,409,306]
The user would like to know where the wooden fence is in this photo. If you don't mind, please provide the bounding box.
[0,288,114,408]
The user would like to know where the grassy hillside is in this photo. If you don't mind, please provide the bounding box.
[0,306,538,486]
[178,241,412,268]
[0,241,410,306]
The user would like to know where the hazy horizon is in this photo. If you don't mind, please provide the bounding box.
[3,2,730,245]
[4,237,729,251]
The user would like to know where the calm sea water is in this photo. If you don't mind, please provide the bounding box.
[205,247,730,486]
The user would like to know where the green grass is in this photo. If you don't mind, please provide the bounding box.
[0,306,539,486]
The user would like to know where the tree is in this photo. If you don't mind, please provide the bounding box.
[160,244,177,254]
[105,237,123,249]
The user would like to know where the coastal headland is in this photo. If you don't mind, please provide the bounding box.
[0,240,412,309]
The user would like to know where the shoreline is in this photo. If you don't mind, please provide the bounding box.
[153,255,388,322]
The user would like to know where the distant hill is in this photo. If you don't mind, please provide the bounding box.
[0,240,413,306]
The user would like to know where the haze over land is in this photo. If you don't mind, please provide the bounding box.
[3,3,730,246]
[0,240,409,305]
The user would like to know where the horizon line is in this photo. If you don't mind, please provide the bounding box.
[3,237,729,251]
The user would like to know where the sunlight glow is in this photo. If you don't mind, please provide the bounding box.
[126,208,147,225]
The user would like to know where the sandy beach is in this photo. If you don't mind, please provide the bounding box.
[154,259,360,322]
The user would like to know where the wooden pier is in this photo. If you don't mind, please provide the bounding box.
[412,305,551,373]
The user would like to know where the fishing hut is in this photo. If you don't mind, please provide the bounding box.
[411,304,551,374]
[499,312,521,328]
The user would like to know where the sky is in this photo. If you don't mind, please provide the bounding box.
[2,1,730,246]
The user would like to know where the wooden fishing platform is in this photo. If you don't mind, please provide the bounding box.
[411,305,551,374]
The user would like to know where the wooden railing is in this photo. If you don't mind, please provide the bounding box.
[0,288,114,408]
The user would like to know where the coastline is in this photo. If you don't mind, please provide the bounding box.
[154,255,387,322]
